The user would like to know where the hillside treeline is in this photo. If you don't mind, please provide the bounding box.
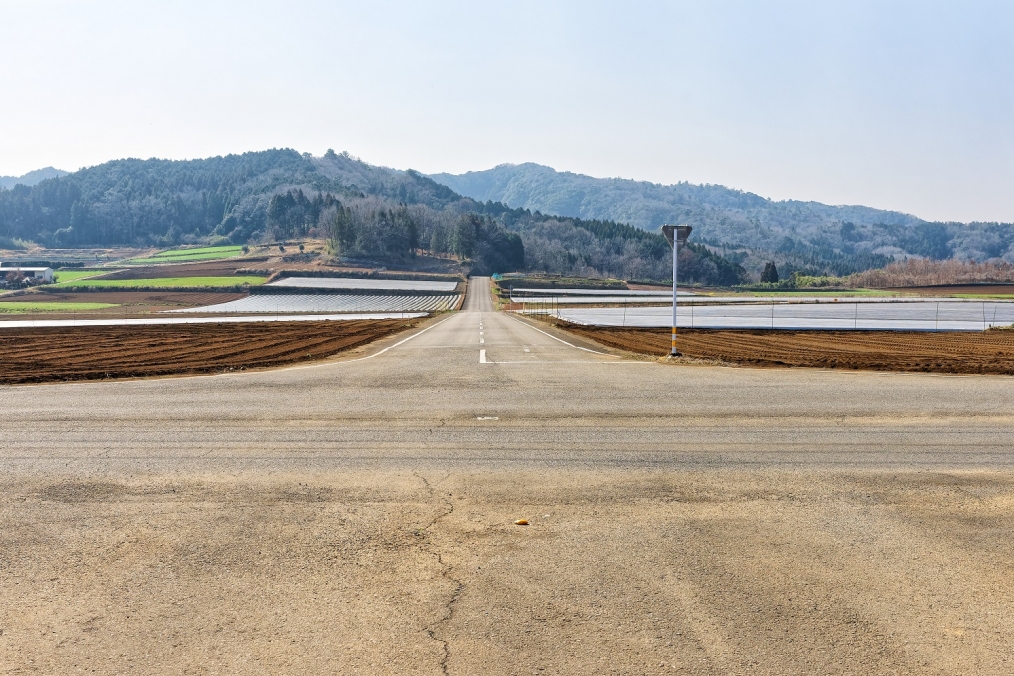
[473,202,744,284]
[431,163,1014,278]
[848,258,1014,288]
[0,149,743,283]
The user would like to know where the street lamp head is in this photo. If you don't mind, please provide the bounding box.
[661,224,693,248]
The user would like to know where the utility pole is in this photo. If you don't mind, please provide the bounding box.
[661,224,693,356]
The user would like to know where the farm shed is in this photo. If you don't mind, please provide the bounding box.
[0,266,54,282]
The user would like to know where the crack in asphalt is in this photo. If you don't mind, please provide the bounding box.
[414,471,463,675]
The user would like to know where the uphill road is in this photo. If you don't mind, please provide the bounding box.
[2,277,1014,674]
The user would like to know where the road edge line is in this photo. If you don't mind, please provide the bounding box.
[273,313,457,373]
[505,312,619,357]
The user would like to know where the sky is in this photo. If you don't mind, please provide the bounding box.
[1,0,1012,223]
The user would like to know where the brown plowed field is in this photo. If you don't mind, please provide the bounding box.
[0,319,419,384]
[563,324,1014,375]
[0,291,246,320]
[20,290,244,306]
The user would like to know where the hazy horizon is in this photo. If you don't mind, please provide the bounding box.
[2,1,1011,223]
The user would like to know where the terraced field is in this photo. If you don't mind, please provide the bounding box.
[0,291,247,319]
[51,270,115,284]
[0,301,119,313]
[547,298,1014,330]
[124,245,245,264]
[269,277,459,292]
[56,276,267,289]
[176,293,462,313]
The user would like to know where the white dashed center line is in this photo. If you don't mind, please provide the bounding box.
[478,316,489,361]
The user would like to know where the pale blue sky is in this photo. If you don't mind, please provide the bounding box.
[1,1,1011,222]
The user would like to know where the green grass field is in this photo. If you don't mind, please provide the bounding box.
[58,276,267,289]
[0,301,119,313]
[52,270,115,283]
[124,245,244,264]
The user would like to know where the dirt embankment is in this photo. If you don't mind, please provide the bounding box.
[564,324,1014,375]
[0,319,420,384]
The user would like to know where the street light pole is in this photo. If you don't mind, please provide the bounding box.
[661,224,693,357]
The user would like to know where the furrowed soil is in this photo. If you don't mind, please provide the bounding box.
[0,319,420,384]
[562,324,1014,375]
[0,291,246,317]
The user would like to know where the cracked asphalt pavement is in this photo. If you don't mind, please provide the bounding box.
[2,278,1014,674]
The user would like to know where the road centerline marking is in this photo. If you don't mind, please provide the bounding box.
[479,349,488,364]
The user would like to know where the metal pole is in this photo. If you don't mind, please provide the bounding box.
[671,237,678,356]
[662,224,690,355]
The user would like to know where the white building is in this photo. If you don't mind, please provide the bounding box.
[0,266,55,282]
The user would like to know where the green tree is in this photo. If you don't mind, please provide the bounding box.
[429,224,448,254]
[325,205,357,255]
[761,261,779,283]
[451,215,477,259]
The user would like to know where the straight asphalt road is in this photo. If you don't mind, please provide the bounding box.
[2,277,1014,674]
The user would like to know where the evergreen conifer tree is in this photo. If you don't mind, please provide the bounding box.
[761,261,779,283]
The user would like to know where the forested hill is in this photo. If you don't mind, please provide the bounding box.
[0,149,745,284]
[430,163,1014,277]
[0,167,69,189]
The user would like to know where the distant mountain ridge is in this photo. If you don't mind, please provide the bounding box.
[430,163,1014,276]
[0,149,744,283]
[0,167,69,189]
[10,151,1012,282]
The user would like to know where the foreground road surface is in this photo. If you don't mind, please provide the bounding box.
[2,278,1014,674]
